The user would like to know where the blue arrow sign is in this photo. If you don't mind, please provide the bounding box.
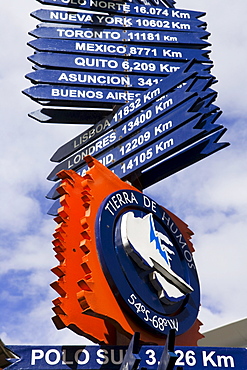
[101,114,224,181]
[44,64,218,201]
[46,89,217,199]
[5,344,246,370]
[47,126,228,214]
[29,27,210,46]
[27,52,212,76]
[133,126,229,189]
[36,1,205,20]
[23,85,144,107]
[26,69,164,90]
[46,79,219,168]
[28,39,211,63]
[46,97,202,180]
[31,9,205,28]
[47,107,221,181]
[49,61,212,162]
[25,68,212,92]
[31,10,206,30]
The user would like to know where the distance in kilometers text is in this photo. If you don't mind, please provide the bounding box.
[43,2,198,19]
[128,293,178,332]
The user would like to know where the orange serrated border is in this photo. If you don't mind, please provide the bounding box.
[51,156,203,345]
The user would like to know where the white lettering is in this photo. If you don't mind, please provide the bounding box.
[62,350,73,365]
[154,120,173,136]
[105,191,138,215]
[143,196,157,213]
[74,349,90,365]
[202,351,217,367]
[155,98,173,114]
[155,138,174,153]
[143,88,160,103]
[45,350,61,365]
[96,349,109,365]
[31,350,44,366]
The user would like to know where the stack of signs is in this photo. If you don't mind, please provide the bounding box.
[23,0,229,214]
[25,0,210,119]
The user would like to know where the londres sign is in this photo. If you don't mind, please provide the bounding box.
[20,0,234,366]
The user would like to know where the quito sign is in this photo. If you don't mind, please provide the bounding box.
[23,0,230,360]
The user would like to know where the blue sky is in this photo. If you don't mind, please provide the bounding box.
[0,0,247,345]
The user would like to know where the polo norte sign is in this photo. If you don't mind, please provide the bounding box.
[23,0,230,351]
[28,39,210,62]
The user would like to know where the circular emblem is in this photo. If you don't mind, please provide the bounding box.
[96,190,200,336]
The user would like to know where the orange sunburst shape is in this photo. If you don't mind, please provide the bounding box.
[51,155,203,345]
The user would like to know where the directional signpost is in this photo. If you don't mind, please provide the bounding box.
[21,0,233,367]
